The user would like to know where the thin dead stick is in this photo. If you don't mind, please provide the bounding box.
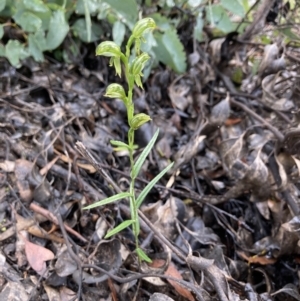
[230,98,284,142]
[75,142,122,194]
[29,203,87,243]
[240,0,276,41]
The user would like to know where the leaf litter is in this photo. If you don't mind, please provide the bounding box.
[1,10,300,301]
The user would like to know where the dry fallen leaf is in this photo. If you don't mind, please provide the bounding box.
[150,259,195,301]
[237,250,277,265]
[60,287,78,301]
[21,234,55,275]
[54,149,96,173]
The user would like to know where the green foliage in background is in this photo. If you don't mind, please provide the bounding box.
[0,0,299,70]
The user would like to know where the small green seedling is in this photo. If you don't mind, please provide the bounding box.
[84,18,174,263]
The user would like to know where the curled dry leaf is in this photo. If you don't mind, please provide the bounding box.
[274,154,288,189]
[142,197,187,240]
[168,83,191,111]
[172,135,206,171]
[219,134,246,178]
[246,149,269,185]
[272,283,300,300]
[282,216,300,237]
[210,94,231,126]
[282,128,300,156]
[209,37,225,65]
[261,74,294,111]
[258,44,285,77]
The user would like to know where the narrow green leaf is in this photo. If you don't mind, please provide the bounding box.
[136,248,152,262]
[105,220,134,238]
[83,192,132,210]
[82,0,91,42]
[110,140,130,149]
[136,162,174,208]
[132,129,159,179]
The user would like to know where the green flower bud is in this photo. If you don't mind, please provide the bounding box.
[129,113,151,130]
[130,53,150,76]
[130,53,150,88]
[105,84,127,101]
[132,18,156,39]
[96,41,122,57]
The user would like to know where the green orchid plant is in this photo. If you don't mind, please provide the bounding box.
[84,18,174,263]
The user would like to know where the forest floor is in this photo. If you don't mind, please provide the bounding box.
[0,8,300,301]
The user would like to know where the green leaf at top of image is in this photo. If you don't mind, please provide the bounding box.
[45,10,69,50]
[113,20,126,46]
[206,4,236,33]
[0,25,3,39]
[153,29,187,73]
[188,0,203,7]
[0,0,6,12]
[76,0,102,15]
[0,44,5,57]
[84,192,132,210]
[5,40,29,67]
[103,0,137,27]
[136,248,152,263]
[14,11,42,32]
[131,129,159,180]
[72,18,102,43]
[220,0,245,17]
[5,40,24,67]
[24,0,49,13]
[28,32,45,62]
[136,161,174,208]
[150,13,173,31]
[105,220,134,238]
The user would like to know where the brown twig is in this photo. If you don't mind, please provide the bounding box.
[29,203,87,243]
